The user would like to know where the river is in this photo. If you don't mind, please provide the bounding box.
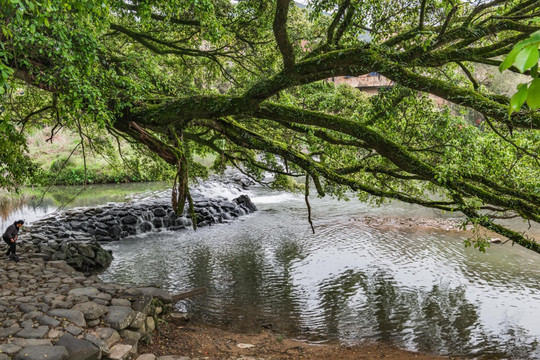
[3,183,540,358]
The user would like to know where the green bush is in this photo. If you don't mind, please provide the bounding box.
[41,160,175,186]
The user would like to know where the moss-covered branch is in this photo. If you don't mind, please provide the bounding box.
[255,103,540,221]
[273,0,295,69]
[201,117,459,210]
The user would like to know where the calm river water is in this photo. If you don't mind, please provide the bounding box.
[4,183,540,358]
[98,185,540,359]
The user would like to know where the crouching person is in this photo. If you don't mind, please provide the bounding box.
[3,220,24,262]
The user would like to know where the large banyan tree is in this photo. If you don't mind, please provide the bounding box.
[2,0,540,252]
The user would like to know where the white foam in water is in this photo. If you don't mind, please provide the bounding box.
[193,181,243,201]
[251,192,302,204]
[127,189,171,202]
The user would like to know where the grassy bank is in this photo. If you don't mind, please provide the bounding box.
[27,127,177,185]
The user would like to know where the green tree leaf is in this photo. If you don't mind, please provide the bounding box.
[499,46,523,72]
[532,64,539,78]
[509,83,528,115]
[499,31,540,72]
[514,45,539,73]
[527,78,540,110]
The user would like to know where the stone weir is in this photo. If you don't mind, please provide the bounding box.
[19,194,257,273]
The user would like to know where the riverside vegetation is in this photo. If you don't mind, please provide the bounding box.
[25,127,178,186]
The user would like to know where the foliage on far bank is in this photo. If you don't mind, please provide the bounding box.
[24,127,177,186]
[41,156,174,186]
[0,117,36,190]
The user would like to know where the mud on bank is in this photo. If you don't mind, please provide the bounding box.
[140,319,454,360]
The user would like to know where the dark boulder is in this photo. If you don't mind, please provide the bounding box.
[94,248,113,268]
[153,208,167,217]
[220,201,236,210]
[95,235,113,242]
[139,221,152,232]
[94,228,109,237]
[67,256,84,270]
[55,333,100,360]
[121,215,137,225]
[234,195,257,212]
[152,218,163,228]
[77,243,95,258]
[108,225,122,238]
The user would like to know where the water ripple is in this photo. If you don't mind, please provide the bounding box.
[100,187,540,359]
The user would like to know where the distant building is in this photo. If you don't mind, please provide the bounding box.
[330,73,393,95]
[327,73,486,126]
[329,73,450,107]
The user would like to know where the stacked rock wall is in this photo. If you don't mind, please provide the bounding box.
[26,194,257,243]
[19,194,257,273]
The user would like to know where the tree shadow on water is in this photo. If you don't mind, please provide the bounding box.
[180,243,539,359]
[316,269,539,358]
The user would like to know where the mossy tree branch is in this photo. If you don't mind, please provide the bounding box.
[254,103,540,222]
[273,0,295,69]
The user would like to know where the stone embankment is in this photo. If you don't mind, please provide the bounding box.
[0,248,251,360]
[27,194,257,243]
[18,194,257,273]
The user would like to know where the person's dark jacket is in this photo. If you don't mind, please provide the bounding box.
[2,223,19,241]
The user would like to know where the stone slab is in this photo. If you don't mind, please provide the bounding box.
[0,326,22,338]
[132,295,152,314]
[66,325,84,336]
[136,355,156,360]
[110,299,131,307]
[72,301,109,320]
[47,261,75,273]
[37,315,61,327]
[108,344,133,360]
[67,287,100,298]
[55,333,100,360]
[47,309,86,327]
[0,343,22,355]
[14,345,68,360]
[106,306,135,330]
[84,327,120,354]
[129,311,146,330]
[16,326,49,339]
[137,287,173,303]
[11,338,53,347]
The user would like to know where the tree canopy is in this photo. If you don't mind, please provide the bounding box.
[2,0,540,253]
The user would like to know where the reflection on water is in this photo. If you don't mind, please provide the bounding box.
[0,193,35,220]
[100,187,540,359]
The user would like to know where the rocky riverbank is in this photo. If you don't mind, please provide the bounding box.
[0,248,210,360]
[3,248,357,360]
[0,247,161,359]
